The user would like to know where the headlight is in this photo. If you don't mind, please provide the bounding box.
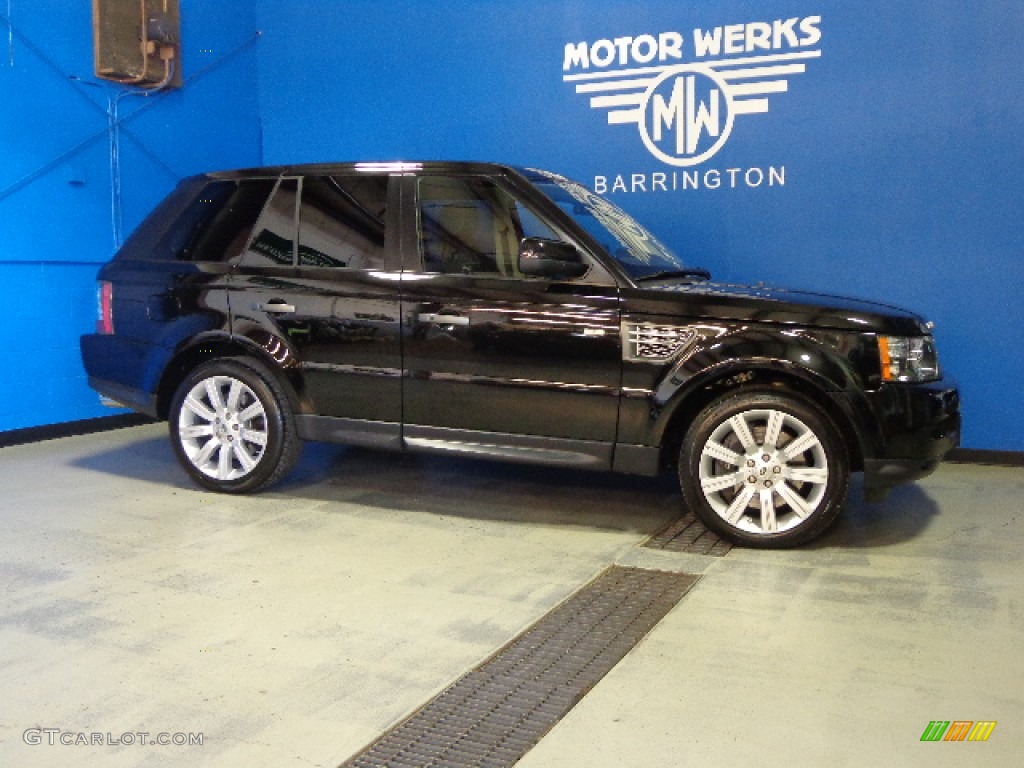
[878,335,941,382]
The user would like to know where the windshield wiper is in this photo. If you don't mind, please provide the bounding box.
[634,268,711,282]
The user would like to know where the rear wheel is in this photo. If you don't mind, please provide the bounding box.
[679,390,849,548]
[169,358,300,493]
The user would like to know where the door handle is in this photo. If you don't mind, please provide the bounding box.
[419,313,469,326]
[257,301,296,314]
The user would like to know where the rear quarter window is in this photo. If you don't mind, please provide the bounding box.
[117,177,276,262]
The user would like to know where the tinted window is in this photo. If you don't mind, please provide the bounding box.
[184,179,277,263]
[116,177,276,262]
[239,178,299,267]
[417,176,558,276]
[298,175,388,269]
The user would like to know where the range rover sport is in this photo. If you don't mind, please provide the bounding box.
[80,162,960,548]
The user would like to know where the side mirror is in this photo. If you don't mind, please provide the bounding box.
[518,238,588,279]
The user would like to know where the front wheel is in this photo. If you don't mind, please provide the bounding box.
[169,358,300,493]
[679,391,849,548]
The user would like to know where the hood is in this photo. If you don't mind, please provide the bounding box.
[632,280,930,335]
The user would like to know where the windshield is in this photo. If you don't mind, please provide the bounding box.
[529,170,699,280]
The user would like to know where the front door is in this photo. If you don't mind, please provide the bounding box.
[399,172,622,467]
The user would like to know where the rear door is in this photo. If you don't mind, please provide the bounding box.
[228,172,404,446]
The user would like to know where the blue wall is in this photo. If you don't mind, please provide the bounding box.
[0,1,262,430]
[255,0,1023,451]
[2,1,1022,452]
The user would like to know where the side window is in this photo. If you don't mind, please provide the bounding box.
[417,175,560,276]
[239,178,299,267]
[145,178,275,262]
[298,175,388,269]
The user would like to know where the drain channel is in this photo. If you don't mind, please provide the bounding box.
[339,565,699,768]
[645,511,733,556]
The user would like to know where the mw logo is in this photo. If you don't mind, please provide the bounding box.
[641,66,734,167]
[920,720,997,742]
[563,48,820,169]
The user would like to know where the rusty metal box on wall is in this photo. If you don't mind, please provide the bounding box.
[92,0,181,88]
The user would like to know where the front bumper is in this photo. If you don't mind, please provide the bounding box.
[861,378,960,492]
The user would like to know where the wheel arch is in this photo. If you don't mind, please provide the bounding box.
[155,334,304,420]
[655,362,868,474]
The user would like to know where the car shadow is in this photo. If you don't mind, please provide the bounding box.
[69,429,189,487]
[277,441,683,535]
[70,430,682,536]
[806,476,941,549]
[70,427,942,546]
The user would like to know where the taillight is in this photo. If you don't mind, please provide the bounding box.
[97,281,114,334]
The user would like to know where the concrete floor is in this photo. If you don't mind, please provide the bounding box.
[0,423,1021,768]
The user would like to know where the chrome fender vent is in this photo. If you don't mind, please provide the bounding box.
[623,323,698,362]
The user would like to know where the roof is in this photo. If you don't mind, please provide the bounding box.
[204,160,527,179]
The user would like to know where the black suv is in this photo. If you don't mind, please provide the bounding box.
[80,162,960,547]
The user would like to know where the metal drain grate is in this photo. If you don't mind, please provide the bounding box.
[339,566,699,768]
[645,512,734,556]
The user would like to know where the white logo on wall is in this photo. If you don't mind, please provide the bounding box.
[563,16,822,191]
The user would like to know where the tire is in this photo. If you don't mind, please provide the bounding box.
[679,390,849,548]
[169,358,301,493]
